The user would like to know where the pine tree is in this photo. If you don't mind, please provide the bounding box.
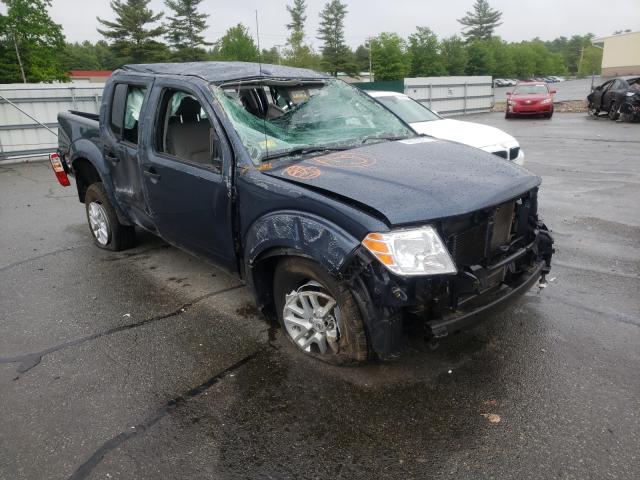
[97,0,168,65]
[286,0,307,53]
[457,0,503,41]
[164,0,211,61]
[317,0,355,76]
[0,0,67,83]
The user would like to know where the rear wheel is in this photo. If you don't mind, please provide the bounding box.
[273,257,370,364]
[84,183,135,251]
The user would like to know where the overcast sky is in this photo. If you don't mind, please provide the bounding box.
[16,0,640,48]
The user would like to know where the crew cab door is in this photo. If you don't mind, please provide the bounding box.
[139,81,237,272]
[102,77,154,229]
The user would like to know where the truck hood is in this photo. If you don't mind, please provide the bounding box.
[262,138,540,226]
[408,119,516,149]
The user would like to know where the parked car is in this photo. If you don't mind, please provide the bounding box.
[506,82,556,119]
[587,76,640,120]
[493,78,507,87]
[51,62,553,363]
[365,90,524,164]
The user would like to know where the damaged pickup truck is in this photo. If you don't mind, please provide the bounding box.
[52,62,553,363]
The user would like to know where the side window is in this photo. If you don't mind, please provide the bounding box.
[156,89,221,172]
[123,86,146,144]
[110,83,147,144]
[110,84,127,138]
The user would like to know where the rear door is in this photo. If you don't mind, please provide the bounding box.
[139,80,237,272]
[102,76,155,229]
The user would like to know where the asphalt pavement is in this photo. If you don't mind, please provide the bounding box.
[493,77,600,102]
[1,113,639,479]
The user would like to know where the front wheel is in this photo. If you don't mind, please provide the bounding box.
[587,102,599,117]
[273,257,370,364]
[84,182,135,251]
[608,102,620,120]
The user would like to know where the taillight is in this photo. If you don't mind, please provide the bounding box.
[49,153,70,187]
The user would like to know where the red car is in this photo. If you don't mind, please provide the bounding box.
[506,82,556,119]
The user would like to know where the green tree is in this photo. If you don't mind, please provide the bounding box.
[317,0,356,76]
[0,0,67,83]
[370,33,410,81]
[487,37,514,77]
[578,46,602,76]
[97,0,168,65]
[407,27,445,77]
[164,0,211,61]
[211,24,259,62]
[354,44,370,72]
[286,0,306,55]
[510,42,536,78]
[440,35,468,75]
[261,47,280,65]
[465,40,496,75]
[458,0,503,41]
[283,0,317,68]
[60,42,101,71]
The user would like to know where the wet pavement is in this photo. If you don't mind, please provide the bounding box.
[1,113,639,479]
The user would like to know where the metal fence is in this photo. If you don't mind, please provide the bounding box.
[0,83,104,162]
[403,76,494,116]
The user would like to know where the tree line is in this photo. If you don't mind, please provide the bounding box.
[0,0,604,84]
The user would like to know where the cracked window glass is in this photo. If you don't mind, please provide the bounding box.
[212,80,413,164]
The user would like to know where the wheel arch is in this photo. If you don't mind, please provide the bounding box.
[243,211,361,317]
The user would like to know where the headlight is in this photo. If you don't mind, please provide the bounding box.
[627,92,635,97]
[362,226,457,276]
[541,98,552,104]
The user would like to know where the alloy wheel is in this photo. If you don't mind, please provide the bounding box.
[283,281,341,355]
[88,202,110,245]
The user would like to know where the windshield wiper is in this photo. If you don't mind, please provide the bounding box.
[360,134,411,144]
[261,146,349,162]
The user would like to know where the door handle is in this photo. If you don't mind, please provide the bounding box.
[105,152,119,163]
[143,165,161,182]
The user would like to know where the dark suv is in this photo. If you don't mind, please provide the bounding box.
[52,62,554,363]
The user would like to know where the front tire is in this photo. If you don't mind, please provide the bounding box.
[84,183,135,251]
[608,101,620,120]
[273,257,370,364]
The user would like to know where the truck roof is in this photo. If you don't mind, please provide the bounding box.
[119,61,331,84]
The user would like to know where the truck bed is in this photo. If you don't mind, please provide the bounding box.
[57,110,101,155]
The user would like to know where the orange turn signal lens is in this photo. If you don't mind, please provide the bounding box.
[362,233,396,267]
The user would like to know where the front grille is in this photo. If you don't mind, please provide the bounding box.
[492,150,508,159]
[447,221,489,266]
[509,147,520,160]
[444,201,517,267]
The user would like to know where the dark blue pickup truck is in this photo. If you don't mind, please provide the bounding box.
[52,61,553,363]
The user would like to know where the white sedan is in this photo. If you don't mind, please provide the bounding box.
[366,90,525,165]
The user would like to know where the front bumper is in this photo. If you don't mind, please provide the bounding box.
[427,260,544,338]
[343,197,554,358]
[509,102,553,114]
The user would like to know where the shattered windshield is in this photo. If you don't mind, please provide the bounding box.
[212,79,414,163]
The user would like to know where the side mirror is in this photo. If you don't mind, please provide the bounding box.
[506,91,512,97]
[550,89,557,94]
